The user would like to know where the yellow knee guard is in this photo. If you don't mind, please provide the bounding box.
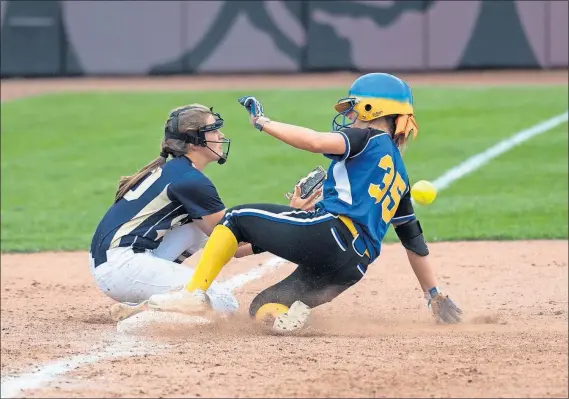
[255,303,289,324]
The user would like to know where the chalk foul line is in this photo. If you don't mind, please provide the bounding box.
[431,111,568,192]
[0,257,288,398]
[0,336,170,398]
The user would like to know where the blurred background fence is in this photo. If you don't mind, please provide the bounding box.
[1,0,567,77]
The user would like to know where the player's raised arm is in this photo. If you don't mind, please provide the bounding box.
[236,96,346,155]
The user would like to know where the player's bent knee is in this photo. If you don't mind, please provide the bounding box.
[394,219,429,256]
[216,210,246,242]
[223,204,251,217]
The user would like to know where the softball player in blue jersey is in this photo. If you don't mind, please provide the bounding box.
[89,104,319,322]
[148,74,463,333]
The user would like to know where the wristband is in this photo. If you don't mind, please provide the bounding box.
[424,286,442,300]
[254,116,271,132]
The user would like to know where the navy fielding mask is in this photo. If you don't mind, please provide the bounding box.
[164,106,230,165]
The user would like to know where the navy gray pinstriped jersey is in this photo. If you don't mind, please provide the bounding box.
[90,156,224,267]
[315,127,415,262]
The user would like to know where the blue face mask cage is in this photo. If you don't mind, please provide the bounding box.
[331,97,359,131]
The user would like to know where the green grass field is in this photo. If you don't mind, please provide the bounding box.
[1,87,567,252]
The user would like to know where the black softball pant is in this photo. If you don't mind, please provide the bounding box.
[220,204,370,317]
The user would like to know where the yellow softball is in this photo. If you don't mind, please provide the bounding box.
[411,180,437,205]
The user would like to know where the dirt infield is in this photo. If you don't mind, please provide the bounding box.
[1,71,568,398]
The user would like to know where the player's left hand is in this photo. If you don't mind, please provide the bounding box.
[426,290,462,324]
[289,185,322,211]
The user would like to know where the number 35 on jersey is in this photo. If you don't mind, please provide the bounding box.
[368,154,407,223]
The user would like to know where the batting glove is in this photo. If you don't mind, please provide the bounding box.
[238,96,264,118]
[238,96,270,131]
[425,287,462,324]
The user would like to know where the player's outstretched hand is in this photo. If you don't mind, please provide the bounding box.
[426,289,463,324]
[238,96,264,118]
[238,96,269,131]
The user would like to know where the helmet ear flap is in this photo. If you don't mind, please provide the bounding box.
[358,102,379,121]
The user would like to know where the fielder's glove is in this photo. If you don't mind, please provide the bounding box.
[285,166,326,211]
[237,96,270,131]
[425,287,462,324]
[285,166,327,201]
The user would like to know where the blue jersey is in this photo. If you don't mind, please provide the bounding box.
[90,156,224,267]
[316,128,416,262]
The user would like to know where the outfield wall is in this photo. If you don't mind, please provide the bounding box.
[1,0,567,77]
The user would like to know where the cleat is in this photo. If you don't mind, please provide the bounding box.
[148,288,211,314]
[273,301,311,333]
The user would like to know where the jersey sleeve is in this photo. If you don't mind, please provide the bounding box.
[323,128,371,162]
[167,176,225,219]
[392,190,416,224]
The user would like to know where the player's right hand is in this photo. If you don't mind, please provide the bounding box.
[238,96,264,118]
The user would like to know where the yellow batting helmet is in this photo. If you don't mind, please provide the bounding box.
[332,73,418,140]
